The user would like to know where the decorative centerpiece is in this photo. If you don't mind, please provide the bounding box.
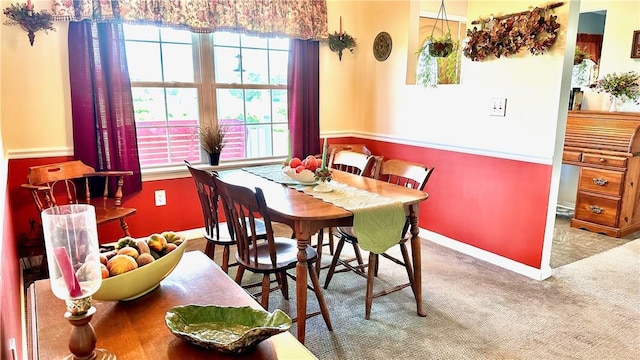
[593,71,640,111]
[283,156,320,184]
[313,139,333,192]
[3,2,55,46]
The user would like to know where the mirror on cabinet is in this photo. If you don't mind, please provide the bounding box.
[571,10,606,88]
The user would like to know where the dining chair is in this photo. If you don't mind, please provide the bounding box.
[21,160,137,277]
[213,175,333,330]
[315,150,378,275]
[323,158,434,319]
[184,160,266,273]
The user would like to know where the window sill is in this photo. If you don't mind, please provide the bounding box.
[141,158,286,182]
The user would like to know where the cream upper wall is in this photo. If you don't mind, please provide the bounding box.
[1,0,71,156]
[0,0,638,159]
[322,0,638,162]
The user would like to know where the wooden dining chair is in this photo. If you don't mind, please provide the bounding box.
[315,150,378,275]
[21,160,137,276]
[184,160,266,273]
[22,160,137,236]
[213,175,333,330]
[323,159,434,319]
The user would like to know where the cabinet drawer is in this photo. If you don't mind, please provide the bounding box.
[562,150,581,163]
[574,193,619,227]
[578,167,624,197]
[581,153,628,168]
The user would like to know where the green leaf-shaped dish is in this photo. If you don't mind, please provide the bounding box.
[165,305,292,354]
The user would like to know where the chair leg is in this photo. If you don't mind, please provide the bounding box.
[323,236,347,289]
[204,241,215,260]
[221,245,230,273]
[261,274,271,309]
[316,229,324,275]
[307,262,333,331]
[365,252,378,320]
[327,227,335,255]
[276,271,289,300]
[399,243,416,297]
[352,241,364,267]
[119,219,131,237]
[235,266,245,284]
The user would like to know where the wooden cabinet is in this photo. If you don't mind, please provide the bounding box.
[563,111,640,238]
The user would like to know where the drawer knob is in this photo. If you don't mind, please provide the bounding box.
[592,178,608,186]
[599,158,606,163]
[589,205,604,214]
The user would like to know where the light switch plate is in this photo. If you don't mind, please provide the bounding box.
[490,98,507,116]
[154,190,166,206]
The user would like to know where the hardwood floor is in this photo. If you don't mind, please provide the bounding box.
[551,214,639,268]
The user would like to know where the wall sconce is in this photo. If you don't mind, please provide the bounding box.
[327,16,357,61]
[3,2,56,46]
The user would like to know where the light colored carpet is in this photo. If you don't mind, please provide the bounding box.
[188,230,640,360]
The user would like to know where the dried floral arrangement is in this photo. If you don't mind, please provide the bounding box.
[197,124,226,154]
[463,6,561,62]
[3,3,55,46]
[593,71,640,104]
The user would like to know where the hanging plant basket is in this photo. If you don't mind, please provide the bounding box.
[427,35,455,57]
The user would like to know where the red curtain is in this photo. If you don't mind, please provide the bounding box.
[287,39,320,158]
[68,21,142,194]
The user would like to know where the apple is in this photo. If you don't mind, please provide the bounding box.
[289,157,302,168]
[295,165,306,174]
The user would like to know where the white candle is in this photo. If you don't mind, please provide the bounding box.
[321,138,328,169]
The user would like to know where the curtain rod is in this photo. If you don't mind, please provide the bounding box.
[470,2,564,25]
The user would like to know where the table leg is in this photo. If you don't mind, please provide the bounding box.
[409,204,426,317]
[294,226,310,343]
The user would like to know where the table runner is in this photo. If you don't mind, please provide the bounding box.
[243,165,405,254]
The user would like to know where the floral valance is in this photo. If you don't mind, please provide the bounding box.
[50,0,328,40]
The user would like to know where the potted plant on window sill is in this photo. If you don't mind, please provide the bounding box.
[198,124,226,166]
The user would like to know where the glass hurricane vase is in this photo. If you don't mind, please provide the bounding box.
[41,204,116,360]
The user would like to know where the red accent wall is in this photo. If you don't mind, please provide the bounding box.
[2,183,23,360]
[7,139,552,270]
[333,137,552,269]
[8,157,204,245]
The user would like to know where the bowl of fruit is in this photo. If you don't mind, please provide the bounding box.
[93,231,187,301]
[282,155,321,184]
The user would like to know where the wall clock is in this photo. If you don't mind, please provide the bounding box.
[373,32,392,61]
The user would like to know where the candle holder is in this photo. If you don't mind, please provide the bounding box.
[41,204,116,360]
[2,3,56,46]
[327,31,357,61]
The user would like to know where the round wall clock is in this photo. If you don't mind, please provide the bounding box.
[373,32,392,61]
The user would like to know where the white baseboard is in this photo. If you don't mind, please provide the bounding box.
[421,229,552,281]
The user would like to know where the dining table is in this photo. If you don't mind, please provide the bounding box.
[219,165,429,343]
[26,251,316,359]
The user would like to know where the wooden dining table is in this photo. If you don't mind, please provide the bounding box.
[219,167,429,343]
[26,251,316,359]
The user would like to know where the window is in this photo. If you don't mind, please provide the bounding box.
[123,24,289,168]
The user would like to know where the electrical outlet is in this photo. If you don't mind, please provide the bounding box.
[154,190,166,206]
[490,98,507,116]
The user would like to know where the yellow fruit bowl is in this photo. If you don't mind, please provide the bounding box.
[93,239,188,301]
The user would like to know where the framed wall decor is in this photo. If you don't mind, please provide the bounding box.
[632,30,640,59]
